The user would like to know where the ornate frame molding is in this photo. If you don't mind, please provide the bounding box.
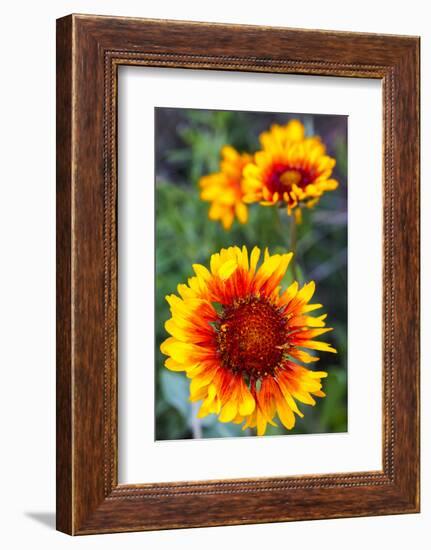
[57,15,419,534]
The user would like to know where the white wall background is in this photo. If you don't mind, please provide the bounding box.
[0,1,427,548]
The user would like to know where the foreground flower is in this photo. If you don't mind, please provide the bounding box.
[242,120,339,215]
[199,146,251,230]
[160,246,336,435]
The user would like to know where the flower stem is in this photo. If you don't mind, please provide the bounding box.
[191,402,202,439]
[249,379,258,437]
[290,214,298,281]
[277,207,299,281]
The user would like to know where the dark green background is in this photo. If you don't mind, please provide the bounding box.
[155,107,348,440]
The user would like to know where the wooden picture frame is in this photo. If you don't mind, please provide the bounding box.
[56,14,420,535]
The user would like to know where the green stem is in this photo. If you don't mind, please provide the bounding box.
[277,207,299,281]
[290,214,298,281]
[249,379,258,437]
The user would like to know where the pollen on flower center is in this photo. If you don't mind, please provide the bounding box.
[279,169,302,187]
[216,297,287,377]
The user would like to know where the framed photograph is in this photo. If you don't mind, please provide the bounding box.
[56,14,420,535]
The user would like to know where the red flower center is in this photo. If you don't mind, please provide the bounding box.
[216,297,287,378]
[265,163,315,196]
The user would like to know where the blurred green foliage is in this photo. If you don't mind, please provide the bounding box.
[155,108,348,440]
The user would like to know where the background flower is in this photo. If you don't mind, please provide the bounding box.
[155,107,347,440]
[199,145,251,230]
[243,119,339,215]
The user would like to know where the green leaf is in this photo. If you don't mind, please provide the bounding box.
[203,421,245,438]
[160,370,191,419]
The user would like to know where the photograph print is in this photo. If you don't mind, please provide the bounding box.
[155,107,347,440]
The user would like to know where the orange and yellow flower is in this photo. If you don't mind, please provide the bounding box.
[160,245,337,435]
[199,146,251,230]
[243,120,339,215]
